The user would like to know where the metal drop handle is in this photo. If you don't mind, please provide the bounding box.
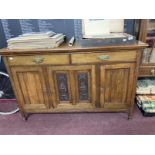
[32,56,44,64]
[97,55,110,60]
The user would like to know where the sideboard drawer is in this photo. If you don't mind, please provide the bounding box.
[8,54,70,66]
[71,51,137,64]
[139,67,155,77]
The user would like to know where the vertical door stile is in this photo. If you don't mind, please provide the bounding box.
[69,70,76,105]
[100,65,105,107]
[91,65,96,107]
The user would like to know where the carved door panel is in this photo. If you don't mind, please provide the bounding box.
[11,67,49,110]
[100,63,135,109]
[47,65,96,109]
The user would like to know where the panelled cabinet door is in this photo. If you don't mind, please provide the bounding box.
[11,67,49,110]
[47,65,96,109]
[100,63,135,109]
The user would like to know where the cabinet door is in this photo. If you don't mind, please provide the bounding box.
[100,63,135,109]
[11,67,49,110]
[47,65,96,109]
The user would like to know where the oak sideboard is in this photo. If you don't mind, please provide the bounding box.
[0,42,147,120]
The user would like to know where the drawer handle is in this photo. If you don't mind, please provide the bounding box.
[151,69,155,75]
[32,56,44,64]
[97,55,110,60]
[9,57,14,60]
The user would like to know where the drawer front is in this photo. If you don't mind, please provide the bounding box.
[139,67,155,77]
[71,51,137,64]
[8,54,70,66]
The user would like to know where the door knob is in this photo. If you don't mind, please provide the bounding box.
[9,57,14,60]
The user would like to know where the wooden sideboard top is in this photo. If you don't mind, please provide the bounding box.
[0,41,148,56]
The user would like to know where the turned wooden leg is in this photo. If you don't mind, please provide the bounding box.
[128,107,134,120]
[21,112,29,121]
[128,112,132,120]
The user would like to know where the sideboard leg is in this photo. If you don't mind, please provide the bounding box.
[128,113,132,120]
[128,108,133,120]
[21,112,29,121]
